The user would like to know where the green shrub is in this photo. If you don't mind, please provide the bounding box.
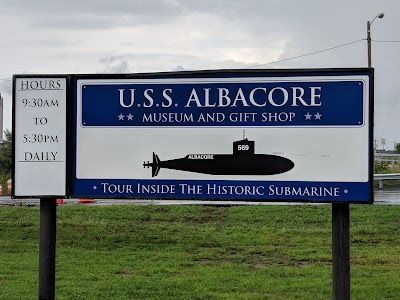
[375,161,390,173]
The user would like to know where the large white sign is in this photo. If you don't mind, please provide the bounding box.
[14,77,67,196]
[71,70,373,202]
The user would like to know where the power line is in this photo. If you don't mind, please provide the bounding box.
[372,39,400,43]
[244,38,366,69]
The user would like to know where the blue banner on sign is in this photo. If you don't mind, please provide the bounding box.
[80,80,364,127]
[72,179,371,202]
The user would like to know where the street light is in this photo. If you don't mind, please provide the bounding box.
[367,13,384,67]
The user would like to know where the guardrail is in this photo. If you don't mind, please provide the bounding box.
[374,173,400,189]
[375,153,400,163]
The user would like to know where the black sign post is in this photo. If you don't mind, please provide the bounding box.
[332,203,350,300]
[38,199,57,300]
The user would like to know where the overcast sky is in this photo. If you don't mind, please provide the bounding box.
[1,0,399,148]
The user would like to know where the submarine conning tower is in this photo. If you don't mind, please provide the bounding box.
[233,138,255,155]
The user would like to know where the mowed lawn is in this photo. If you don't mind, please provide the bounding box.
[1,204,400,299]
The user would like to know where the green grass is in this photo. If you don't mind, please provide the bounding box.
[1,205,400,299]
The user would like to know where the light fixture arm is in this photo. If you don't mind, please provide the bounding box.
[370,13,385,25]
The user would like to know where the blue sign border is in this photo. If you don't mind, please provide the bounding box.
[70,68,374,203]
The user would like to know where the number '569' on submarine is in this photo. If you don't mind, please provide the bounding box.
[143,138,295,177]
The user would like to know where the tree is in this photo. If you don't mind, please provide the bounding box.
[0,129,12,178]
[396,143,400,154]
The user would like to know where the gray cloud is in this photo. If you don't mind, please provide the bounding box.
[2,0,184,29]
[1,0,400,141]
[98,57,131,73]
[172,65,188,71]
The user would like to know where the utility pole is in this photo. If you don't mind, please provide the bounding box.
[367,21,372,68]
[367,13,384,68]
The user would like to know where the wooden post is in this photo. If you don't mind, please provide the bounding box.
[332,203,350,300]
[38,199,57,300]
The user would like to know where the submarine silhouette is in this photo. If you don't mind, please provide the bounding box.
[143,138,294,177]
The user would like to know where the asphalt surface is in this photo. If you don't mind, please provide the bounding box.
[1,187,400,206]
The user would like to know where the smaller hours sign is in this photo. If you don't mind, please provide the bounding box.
[13,77,67,197]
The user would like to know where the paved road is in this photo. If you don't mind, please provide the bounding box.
[2,187,400,206]
[373,188,400,205]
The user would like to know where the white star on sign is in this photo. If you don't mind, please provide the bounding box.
[118,113,125,120]
[127,113,134,120]
[305,112,312,120]
[314,112,322,120]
